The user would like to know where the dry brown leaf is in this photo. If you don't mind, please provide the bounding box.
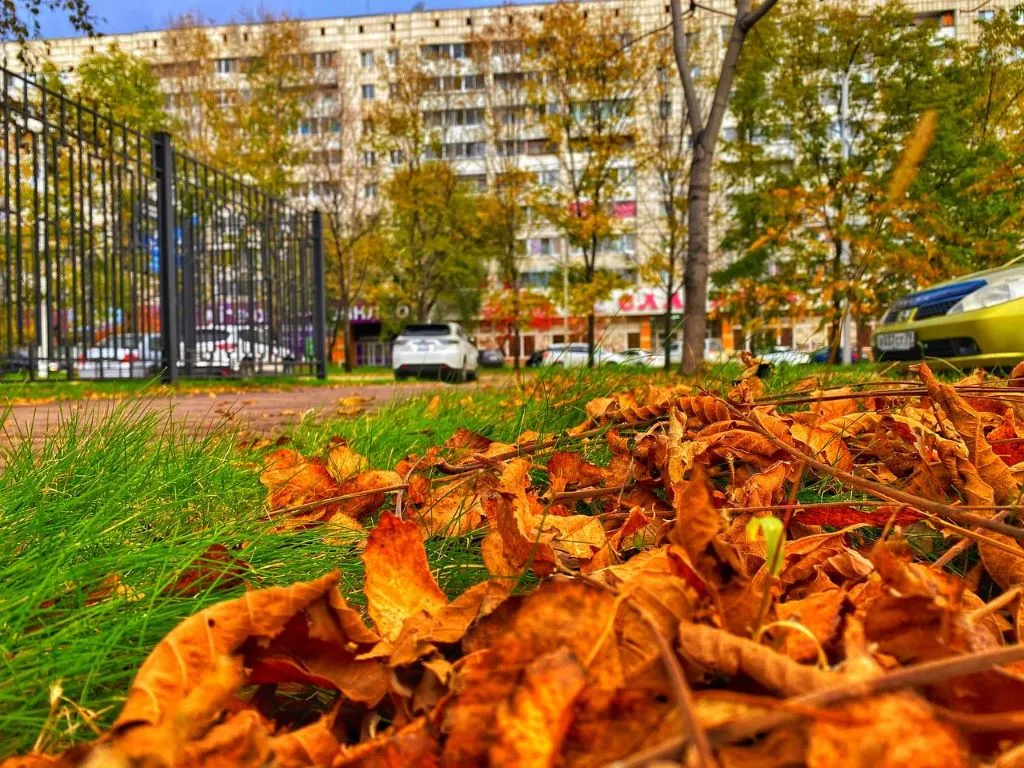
[488,647,587,767]
[678,621,835,696]
[917,363,1019,503]
[362,512,448,641]
[326,440,368,481]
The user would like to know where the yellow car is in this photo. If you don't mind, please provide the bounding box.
[872,263,1024,368]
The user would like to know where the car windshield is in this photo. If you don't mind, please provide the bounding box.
[401,324,450,337]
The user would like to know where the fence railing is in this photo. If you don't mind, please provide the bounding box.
[0,66,326,382]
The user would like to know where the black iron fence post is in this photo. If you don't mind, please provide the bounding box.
[153,131,179,384]
[311,210,327,380]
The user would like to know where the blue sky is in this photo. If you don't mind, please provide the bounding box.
[37,0,538,39]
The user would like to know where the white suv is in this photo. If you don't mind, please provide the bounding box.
[392,323,478,382]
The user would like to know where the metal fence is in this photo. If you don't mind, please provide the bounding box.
[0,66,326,382]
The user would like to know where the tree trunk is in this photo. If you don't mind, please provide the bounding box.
[342,314,355,372]
[663,273,674,372]
[681,148,713,375]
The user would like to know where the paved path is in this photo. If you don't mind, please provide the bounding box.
[1,382,435,449]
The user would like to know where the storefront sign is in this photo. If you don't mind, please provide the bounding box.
[593,288,683,317]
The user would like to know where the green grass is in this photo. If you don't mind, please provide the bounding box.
[0,365,669,755]
[0,358,911,754]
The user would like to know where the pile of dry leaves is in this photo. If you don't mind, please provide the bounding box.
[9,360,1024,768]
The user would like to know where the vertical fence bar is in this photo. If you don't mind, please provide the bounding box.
[181,210,195,376]
[153,131,178,384]
[311,210,327,380]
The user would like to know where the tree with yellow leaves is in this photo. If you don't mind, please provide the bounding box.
[525,2,649,367]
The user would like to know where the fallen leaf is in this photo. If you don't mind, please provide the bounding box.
[363,513,448,641]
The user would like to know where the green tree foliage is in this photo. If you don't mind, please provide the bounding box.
[74,45,169,135]
[366,49,495,329]
[715,0,952,352]
[375,162,493,329]
[914,6,1024,268]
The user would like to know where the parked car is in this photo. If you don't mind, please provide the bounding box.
[645,338,726,366]
[618,348,659,366]
[190,326,295,376]
[478,348,505,368]
[758,346,811,365]
[77,333,162,379]
[393,323,478,382]
[873,263,1024,367]
[540,343,626,367]
[809,347,863,364]
[0,348,32,376]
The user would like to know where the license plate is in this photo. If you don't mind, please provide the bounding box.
[416,343,431,351]
[876,331,915,351]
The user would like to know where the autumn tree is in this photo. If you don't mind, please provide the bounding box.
[715,0,951,359]
[0,0,93,43]
[74,45,170,134]
[163,13,308,196]
[368,46,493,329]
[303,48,384,371]
[913,7,1024,270]
[669,0,779,373]
[470,11,540,368]
[635,33,692,370]
[526,2,649,367]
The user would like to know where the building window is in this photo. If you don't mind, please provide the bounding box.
[538,169,559,187]
[214,58,237,74]
[312,51,335,69]
[361,83,375,100]
[458,173,487,191]
[658,99,672,119]
[390,149,404,165]
[360,50,374,68]
[421,42,469,60]
[362,151,376,167]
[528,237,559,256]
[977,9,995,21]
[387,48,399,66]
[364,183,378,199]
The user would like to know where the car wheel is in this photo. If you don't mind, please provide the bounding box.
[467,369,478,382]
[395,370,409,381]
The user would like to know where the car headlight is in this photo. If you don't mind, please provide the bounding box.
[949,277,1024,313]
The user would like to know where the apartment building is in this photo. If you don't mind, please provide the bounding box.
[3,0,1015,363]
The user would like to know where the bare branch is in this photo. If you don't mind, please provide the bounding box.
[669,0,703,135]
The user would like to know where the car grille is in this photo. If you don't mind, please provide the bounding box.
[913,298,961,320]
[874,337,980,362]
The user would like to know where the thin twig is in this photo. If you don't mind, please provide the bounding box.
[609,643,1024,766]
[437,420,657,474]
[932,511,1010,570]
[967,585,1023,623]
[725,401,1024,543]
[631,603,719,768]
